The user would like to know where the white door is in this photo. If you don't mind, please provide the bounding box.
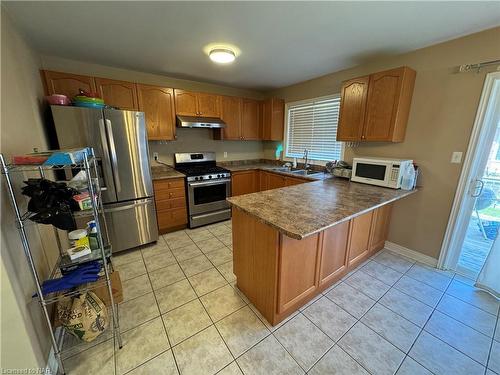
[440,72,500,278]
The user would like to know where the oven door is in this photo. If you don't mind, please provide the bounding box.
[351,160,391,187]
[187,178,231,215]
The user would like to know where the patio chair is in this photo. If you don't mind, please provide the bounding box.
[475,187,498,240]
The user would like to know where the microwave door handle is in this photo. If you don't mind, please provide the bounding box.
[105,119,121,193]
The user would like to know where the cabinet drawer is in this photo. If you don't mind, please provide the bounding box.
[153,178,185,191]
[157,207,188,229]
[155,187,185,200]
[155,197,186,212]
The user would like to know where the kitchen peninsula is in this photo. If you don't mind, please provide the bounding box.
[227,179,416,325]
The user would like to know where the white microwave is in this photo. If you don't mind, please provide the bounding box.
[351,157,413,189]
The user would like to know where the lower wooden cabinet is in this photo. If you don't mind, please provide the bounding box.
[347,211,374,268]
[232,170,308,196]
[153,178,188,233]
[232,202,392,325]
[319,221,350,286]
[231,170,259,196]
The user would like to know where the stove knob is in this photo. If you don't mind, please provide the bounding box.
[195,177,199,181]
[209,175,212,179]
[199,176,203,180]
[217,174,221,178]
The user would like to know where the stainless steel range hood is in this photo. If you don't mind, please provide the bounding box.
[176,115,226,129]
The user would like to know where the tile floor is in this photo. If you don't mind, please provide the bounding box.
[64,219,500,375]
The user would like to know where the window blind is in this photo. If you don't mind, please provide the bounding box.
[285,96,342,161]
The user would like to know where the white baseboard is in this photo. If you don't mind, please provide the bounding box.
[384,241,438,267]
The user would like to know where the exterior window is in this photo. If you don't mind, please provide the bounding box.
[285,95,343,161]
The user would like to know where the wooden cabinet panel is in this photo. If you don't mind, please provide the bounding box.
[95,78,138,110]
[259,171,269,191]
[231,170,258,196]
[197,92,220,117]
[319,221,350,286]
[42,70,96,99]
[285,176,306,186]
[337,76,369,141]
[369,204,392,254]
[261,98,284,141]
[153,178,187,234]
[174,89,198,116]
[277,234,320,314]
[137,84,175,141]
[348,211,374,268]
[241,99,261,140]
[221,96,242,140]
[364,67,415,142]
[267,173,286,190]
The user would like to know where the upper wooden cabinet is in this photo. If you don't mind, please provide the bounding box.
[174,89,220,117]
[337,66,416,142]
[261,98,285,141]
[95,78,138,110]
[220,95,242,140]
[137,84,176,141]
[42,70,96,99]
[241,98,261,140]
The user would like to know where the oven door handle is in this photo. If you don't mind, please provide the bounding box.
[188,178,231,187]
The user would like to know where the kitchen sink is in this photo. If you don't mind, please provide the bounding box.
[290,169,322,176]
[270,167,291,172]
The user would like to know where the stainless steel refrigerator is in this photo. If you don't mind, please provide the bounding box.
[50,105,159,252]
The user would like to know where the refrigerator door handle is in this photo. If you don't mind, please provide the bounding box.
[104,199,152,213]
[105,118,122,193]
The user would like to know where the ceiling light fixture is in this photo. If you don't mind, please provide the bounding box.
[209,48,236,64]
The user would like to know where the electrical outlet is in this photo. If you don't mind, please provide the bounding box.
[224,152,228,158]
[451,151,463,164]
[153,152,159,161]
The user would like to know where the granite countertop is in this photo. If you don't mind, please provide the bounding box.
[151,165,185,180]
[227,178,417,239]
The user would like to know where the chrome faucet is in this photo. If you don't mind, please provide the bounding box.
[303,149,310,171]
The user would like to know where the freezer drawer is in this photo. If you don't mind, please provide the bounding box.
[104,198,158,252]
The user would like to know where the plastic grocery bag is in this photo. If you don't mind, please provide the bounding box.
[57,291,108,342]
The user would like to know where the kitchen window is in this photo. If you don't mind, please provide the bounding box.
[284,95,343,162]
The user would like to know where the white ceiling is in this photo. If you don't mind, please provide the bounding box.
[4,1,500,91]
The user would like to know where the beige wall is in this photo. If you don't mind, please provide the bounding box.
[1,8,59,369]
[272,27,500,259]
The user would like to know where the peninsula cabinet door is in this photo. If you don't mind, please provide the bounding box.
[95,78,138,110]
[137,84,176,141]
[347,211,374,269]
[336,76,369,141]
[369,204,393,254]
[241,99,261,140]
[42,70,96,99]
[319,221,350,286]
[221,95,242,140]
[277,234,321,314]
[267,173,286,190]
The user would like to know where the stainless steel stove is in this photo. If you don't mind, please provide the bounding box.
[174,152,231,228]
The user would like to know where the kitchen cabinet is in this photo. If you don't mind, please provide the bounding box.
[220,95,242,140]
[347,211,374,268]
[277,234,321,314]
[285,176,306,186]
[95,78,138,110]
[232,201,394,325]
[241,99,261,140]
[267,172,287,190]
[337,76,369,141]
[369,203,392,254]
[174,89,221,117]
[337,66,416,142]
[231,170,259,196]
[153,178,188,233]
[42,70,96,99]
[137,84,176,141]
[318,221,350,286]
[261,98,285,141]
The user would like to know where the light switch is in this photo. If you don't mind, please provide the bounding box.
[224,152,228,158]
[451,152,463,164]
